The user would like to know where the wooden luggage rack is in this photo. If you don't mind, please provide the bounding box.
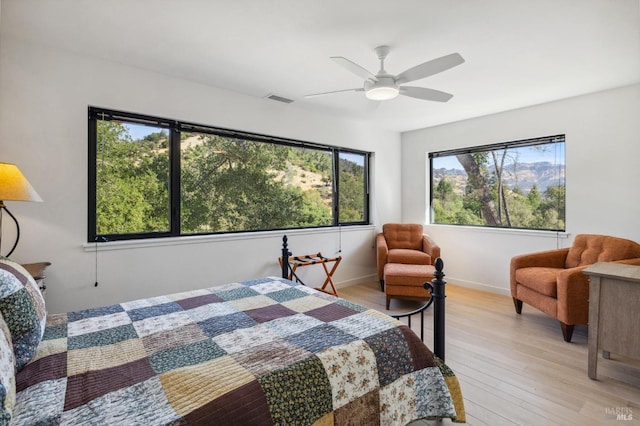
[279,245,342,296]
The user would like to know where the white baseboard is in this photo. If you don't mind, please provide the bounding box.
[444,276,510,296]
[336,274,378,288]
[336,273,510,297]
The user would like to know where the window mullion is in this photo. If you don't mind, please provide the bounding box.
[364,154,370,224]
[332,150,339,226]
[170,124,181,236]
[88,115,98,242]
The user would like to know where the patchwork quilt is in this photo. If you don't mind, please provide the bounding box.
[13,277,465,425]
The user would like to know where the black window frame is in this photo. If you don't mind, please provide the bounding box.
[88,107,370,242]
[429,134,566,232]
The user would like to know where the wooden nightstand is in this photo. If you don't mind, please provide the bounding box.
[21,262,52,294]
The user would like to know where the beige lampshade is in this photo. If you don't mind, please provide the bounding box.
[0,162,43,202]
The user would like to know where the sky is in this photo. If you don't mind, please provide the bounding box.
[124,123,161,140]
[432,143,565,170]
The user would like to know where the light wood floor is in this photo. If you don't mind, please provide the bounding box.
[338,281,640,426]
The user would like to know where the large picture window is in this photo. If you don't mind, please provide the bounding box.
[429,135,565,231]
[88,107,369,242]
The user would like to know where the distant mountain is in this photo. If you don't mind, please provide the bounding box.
[433,161,565,195]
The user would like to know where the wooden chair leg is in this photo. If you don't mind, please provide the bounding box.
[513,297,523,314]
[560,322,574,342]
[386,295,390,310]
[379,280,384,292]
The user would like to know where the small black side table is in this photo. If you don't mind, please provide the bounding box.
[21,262,52,294]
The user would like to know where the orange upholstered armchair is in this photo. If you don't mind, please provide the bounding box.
[510,234,640,342]
[376,223,440,291]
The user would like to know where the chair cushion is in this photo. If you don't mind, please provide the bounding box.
[514,267,564,298]
[387,249,431,266]
[0,258,47,371]
[566,234,640,268]
[384,263,435,286]
[515,285,558,319]
[382,224,423,250]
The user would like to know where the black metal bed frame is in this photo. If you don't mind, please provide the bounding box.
[280,235,447,361]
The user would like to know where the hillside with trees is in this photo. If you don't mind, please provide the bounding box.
[432,150,565,231]
[95,122,365,237]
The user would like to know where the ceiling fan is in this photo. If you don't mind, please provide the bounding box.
[305,46,464,102]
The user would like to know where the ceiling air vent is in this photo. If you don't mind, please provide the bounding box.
[265,94,294,104]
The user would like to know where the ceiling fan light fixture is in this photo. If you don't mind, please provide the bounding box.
[364,77,399,101]
[365,86,399,100]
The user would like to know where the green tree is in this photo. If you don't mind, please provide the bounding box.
[432,142,565,231]
[456,153,499,226]
[338,156,365,222]
[541,184,565,230]
[527,184,542,211]
[435,177,454,202]
[96,122,169,235]
[180,134,335,233]
[96,123,365,237]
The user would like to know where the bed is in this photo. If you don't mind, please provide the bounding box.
[0,240,465,425]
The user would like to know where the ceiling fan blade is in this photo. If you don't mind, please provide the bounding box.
[304,88,364,98]
[400,86,454,102]
[331,57,378,82]
[396,53,464,84]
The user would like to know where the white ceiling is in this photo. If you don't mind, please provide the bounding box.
[3,0,639,132]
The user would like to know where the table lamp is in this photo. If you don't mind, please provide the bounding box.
[0,162,42,257]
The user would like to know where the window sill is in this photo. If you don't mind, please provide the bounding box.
[424,224,569,239]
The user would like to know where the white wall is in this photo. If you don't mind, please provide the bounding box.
[0,36,402,313]
[402,84,640,294]
[4,34,637,312]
